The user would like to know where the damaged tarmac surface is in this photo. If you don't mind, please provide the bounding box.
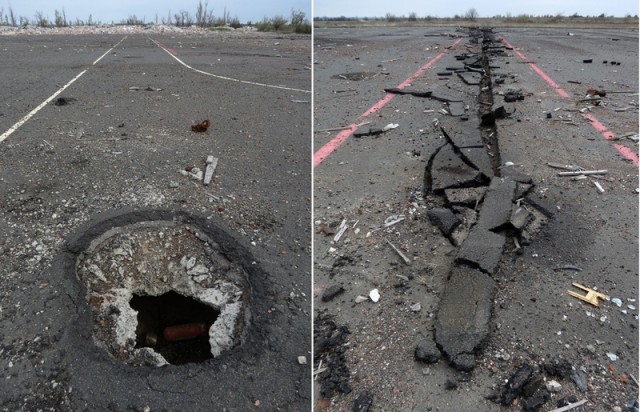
[313,27,638,411]
[0,31,311,410]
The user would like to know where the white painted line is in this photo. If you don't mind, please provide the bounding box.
[149,37,311,94]
[0,36,128,144]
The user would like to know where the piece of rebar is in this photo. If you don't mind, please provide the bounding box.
[163,322,209,342]
[550,399,588,412]
[558,170,608,176]
[385,239,412,266]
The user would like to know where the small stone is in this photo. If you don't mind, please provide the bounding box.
[607,352,618,362]
[297,356,307,365]
[369,289,380,303]
[355,295,368,303]
[546,380,562,392]
[612,406,622,412]
[410,303,422,312]
[611,298,622,307]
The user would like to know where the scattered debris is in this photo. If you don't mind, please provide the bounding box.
[607,352,618,362]
[290,99,309,103]
[546,380,562,392]
[414,340,441,364]
[180,167,203,181]
[322,285,345,302]
[593,181,605,193]
[333,220,348,242]
[316,222,336,236]
[353,127,384,138]
[382,123,399,132]
[611,297,623,307]
[550,399,588,412]
[371,215,404,232]
[297,356,307,365]
[554,264,583,272]
[203,155,218,186]
[352,390,374,412]
[54,96,76,106]
[586,88,606,97]
[557,169,608,176]
[191,119,210,133]
[385,239,412,265]
[129,86,163,91]
[369,288,380,303]
[566,282,607,307]
[504,89,525,102]
[354,295,368,303]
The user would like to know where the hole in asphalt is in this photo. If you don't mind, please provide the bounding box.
[130,291,219,365]
[76,219,249,366]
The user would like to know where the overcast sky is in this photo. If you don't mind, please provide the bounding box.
[2,0,311,24]
[314,0,639,18]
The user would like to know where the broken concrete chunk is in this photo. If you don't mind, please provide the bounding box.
[427,208,461,238]
[203,155,218,186]
[475,177,517,231]
[445,187,486,207]
[434,267,495,371]
[456,227,505,275]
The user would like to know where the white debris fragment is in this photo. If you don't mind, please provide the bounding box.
[607,352,618,361]
[410,303,421,312]
[545,380,562,392]
[382,123,399,131]
[611,298,622,307]
[298,356,307,365]
[369,289,380,303]
[355,295,368,303]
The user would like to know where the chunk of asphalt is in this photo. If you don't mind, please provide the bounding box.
[515,182,533,199]
[510,205,532,231]
[440,126,485,149]
[445,187,487,207]
[430,144,484,193]
[456,227,505,274]
[321,285,345,302]
[459,147,494,179]
[353,127,383,138]
[434,267,495,372]
[427,208,461,238]
[524,192,556,218]
[414,340,441,364]
[570,369,588,392]
[501,168,534,184]
[448,101,466,117]
[352,390,373,412]
[475,177,517,231]
[457,71,482,85]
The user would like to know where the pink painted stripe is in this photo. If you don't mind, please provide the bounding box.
[501,36,638,166]
[313,38,463,168]
[501,37,569,98]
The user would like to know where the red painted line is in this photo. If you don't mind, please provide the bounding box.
[150,38,177,56]
[313,38,463,168]
[500,36,638,167]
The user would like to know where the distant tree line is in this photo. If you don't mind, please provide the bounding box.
[315,10,638,22]
[0,1,311,33]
